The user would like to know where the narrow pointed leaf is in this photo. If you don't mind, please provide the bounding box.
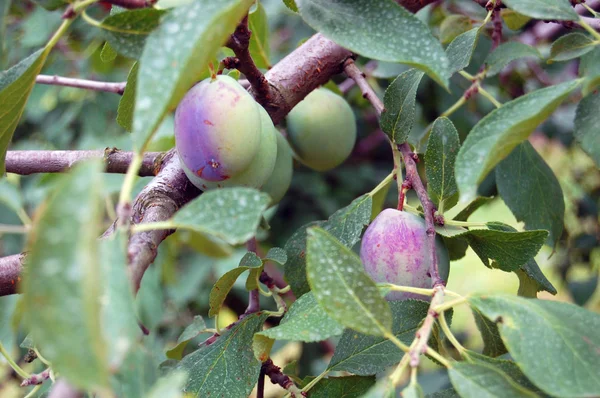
[549,32,597,62]
[579,47,600,94]
[501,0,578,21]
[447,27,481,74]
[455,80,580,203]
[306,227,391,336]
[472,307,507,357]
[440,15,473,44]
[485,42,541,76]
[117,62,138,132]
[248,2,270,69]
[380,68,424,143]
[296,0,450,87]
[574,91,600,167]
[166,316,209,360]
[208,261,262,317]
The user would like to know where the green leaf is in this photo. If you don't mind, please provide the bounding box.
[472,307,507,357]
[440,15,473,44]
[147,372,188,398]
[402,383,425,398]
[449,362,538,398]
[0,48,49,173]
[296,0,450,87]
[380,68,425,143]
[172,188,270,245]
[257,291,344,342]
[243,251,264,290]
[309,375,375,397]
[100,41,118,63]
[99,231,141,367]
[283,0,298,12]
[469,295,600,397]
[32,0,66,11]
[580,46,600,95]
[465,351,542,393]
[501,0,578,21]
[133,0,253,150]
[496,142,564,247]
[166,316,209,360]
[425,117,460,212]
[284,195,372,297]
[361,378,395,398]
[485,42,541,76]
[117,62,138,132]
[306,227,391,336]
[0,0,12,68]
[248,1,270,69]
[264,247,287,265]
[446,27,481,74]
[328,300,428,375]
[176,313,267,397]
[427,388,460,398]
[208,260,262,317]
[252,333,274,362]
[501,9,531,31]
[549,32,597,62]
[455,80,580,203]
[0,179,23,215]
[23,161,108,390]
[454,197,493,222]
[574,91,600,167]
[102,9,166,60]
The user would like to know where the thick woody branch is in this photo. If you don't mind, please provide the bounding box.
[0,253,25,296]
[261,359,304,397]
[36,75,126,95]
[5,150,162,176]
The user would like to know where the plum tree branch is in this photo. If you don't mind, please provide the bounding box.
[5,150,162,176]
[0,253,25,296]
[35,75,126,94]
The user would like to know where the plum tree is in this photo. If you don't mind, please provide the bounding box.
[360,208,450,300]
[175,75,262,185]
[286,88,357,171]
[261,131,293,204]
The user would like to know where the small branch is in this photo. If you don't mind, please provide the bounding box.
[5,150,162,176]
[343,59,384,114]
[226,17,271,108]
[262,359,304,397]
[48,379,83,398]
[21,369,50,387]
[0,254,26,297]
[491,7,503,51]
[408,285,445,367]
[36,75,126,95]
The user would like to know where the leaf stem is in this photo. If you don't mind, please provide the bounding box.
[443,219,487,227]
[130,220,176,233]
[440,96,467,118]
[382,283,434,296]
[368,171,395,197]
[384,332,411,352]
[390,353,411,385]
[579,16,600,41]
[300,369,329,393]
[117,151,144,224]
[433,297,468,313]
[438,311,466,355]
[582,3,599,17]
[0,342,30,379]
[24,385,43,398]
[477,85,502,108]
[17,208,32,226]
[46,18,74,50]
[426,346,451,367]
[0,224,29,234]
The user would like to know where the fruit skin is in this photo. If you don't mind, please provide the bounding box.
[286,88,357,171]
[175,75,261,183]
[360,209,450,301]
[261,131,293,204]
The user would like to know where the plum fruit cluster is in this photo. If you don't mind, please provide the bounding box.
[175,77,357,203]
[360,209,450,301]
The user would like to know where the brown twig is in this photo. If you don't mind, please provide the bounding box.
[20,369,50,387]
[262,359,304,397]
[5,150,162,176]
[36,75,126,95]
[0,253,26,296]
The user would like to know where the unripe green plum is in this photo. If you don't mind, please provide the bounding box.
[360,209,450,301]
[261,132,293,204]
[175,75,261,185]
[286,88,357,171]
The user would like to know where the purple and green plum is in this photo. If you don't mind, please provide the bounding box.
[261,131,293,204]
[175,75,262,185]
[286,88,357,171]
[360,209,450,301]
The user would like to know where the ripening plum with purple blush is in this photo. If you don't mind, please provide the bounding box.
[360,209,450,301]
[175,75,261,184]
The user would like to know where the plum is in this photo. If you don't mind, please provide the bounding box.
[286,88,357,171]
[175,75,262,184]
[261,131,293,204]
[360,209,450,301]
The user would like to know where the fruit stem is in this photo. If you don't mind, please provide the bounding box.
[433,297,468,313]
[0,341,30,379]
[300,369,329,394]
[438,310,467,355]
[368,171,395,197]
[443,219,487,228]
[382,283,434,296]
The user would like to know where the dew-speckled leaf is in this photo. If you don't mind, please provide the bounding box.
[284,196,371,297]
[309,376,375,397]
[252,332,275,362]
[296,0,450,87]
[440,15,472,44]
[176,313,267,397]
[496,142,564,247]
[208,262,261,317]
[455,80,580,203]
[425,117,460,212]
[306,227,391,336]
[501,9,531,31]
[328,300,428,375]
[23,161,108,390]
[447,27,481,74]
[133,0,253,149]
[172,188,270,245]
[549,32,597,62]
[469,294,600,397]
[257,291,344,342]
[465,351,542,393]
[166,316,209,360]
[574,91,600,167]
[0,48,49,173]
[472,307,507,357]
[99,231,141,368]
[264,247,287,265]
[248,1,270,69]
[117,62,138,132]
[147,372,188,398]
[485,42,541,76]
[501,0,578,21]
[579,46,600,95]
[242,251,264,290]
[449,362,537,398]
[102,9,166,60]
[402,383,425,398]
[380,68,424,143]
